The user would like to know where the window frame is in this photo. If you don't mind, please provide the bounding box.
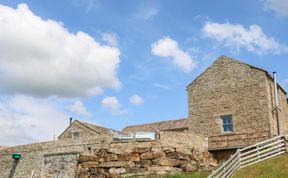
[72,131,80,139]
[221,115,233,133]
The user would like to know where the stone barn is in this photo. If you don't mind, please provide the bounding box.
[187,56,288,160]
[122,118,190,133]
[58,119,112,140]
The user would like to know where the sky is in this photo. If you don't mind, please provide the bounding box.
[0,0,287,146]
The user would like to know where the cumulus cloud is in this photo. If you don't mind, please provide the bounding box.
[0,95,69,146]
[151,37,197,73]
[129,94,144,105]
[0,4,121,98]
[101,96,121,114]
[202,22,288,55]
[67,101,90,115]
[263,0,288,17]
[101,32,119,46]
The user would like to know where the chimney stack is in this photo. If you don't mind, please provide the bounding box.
[70,117,73,125]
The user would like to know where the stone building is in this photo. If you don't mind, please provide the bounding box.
[0,145,7,150]
[58,120,112,140]
[187,56,288,159]
[122,118,189,133]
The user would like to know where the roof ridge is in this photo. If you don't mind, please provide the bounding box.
[79,120,110,130]
[122,118,189,132]
[123,118,187,128]
[78,120,110,134]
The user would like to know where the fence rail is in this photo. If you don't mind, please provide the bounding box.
[208,135,286,178]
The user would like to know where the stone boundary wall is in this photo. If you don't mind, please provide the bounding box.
[40,152,80,178]
[77,143,216,177]
[0,135,111,178]
[0,131,208,178]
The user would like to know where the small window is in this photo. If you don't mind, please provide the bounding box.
[73,131,80,139]
[222,115,233,132]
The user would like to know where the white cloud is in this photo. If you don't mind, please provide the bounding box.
[151,37,197,73]
[202,22,288,55]
[153,83,173,90]
[101,96,121,113]
[133,8,158,21]
[0,95,69,146]
[0,4,121,98]
[263,0,288,17]
[101,32,119,46]
[67,101,90,115]
[129,94,144,105]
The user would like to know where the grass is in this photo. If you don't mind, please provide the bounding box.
[123,171,210,178]
[233,153,288,178]
[164,171,210,178]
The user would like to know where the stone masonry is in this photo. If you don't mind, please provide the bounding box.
[58,120,111,140]
[187,56,288,150]
[76,143,216,178]
[0,131,214,178]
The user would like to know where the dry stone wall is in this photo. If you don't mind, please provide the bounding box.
[0,131,211,178]
[76,141,216,178]
[40,152,79,178]
[0,135,111,178]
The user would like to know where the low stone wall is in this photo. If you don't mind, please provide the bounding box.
[0,135,111,178]
[76,143,216,178]
[0,131,211,178]
[40,152,79,177]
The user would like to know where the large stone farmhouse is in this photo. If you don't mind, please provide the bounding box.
[128,55,288,159]
[0,55,287,177]
[188,56,288,154]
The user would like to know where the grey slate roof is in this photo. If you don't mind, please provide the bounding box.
[122,118,189,133]
[78,120,111,134]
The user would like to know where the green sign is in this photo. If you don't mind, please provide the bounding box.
[12,153,22,160]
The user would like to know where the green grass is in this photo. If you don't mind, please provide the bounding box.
[233,153,288,178]
[164,171,210,178]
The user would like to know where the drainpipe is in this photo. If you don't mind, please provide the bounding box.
[273,72,280,135]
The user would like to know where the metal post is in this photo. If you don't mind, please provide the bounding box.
[273,72,280,135]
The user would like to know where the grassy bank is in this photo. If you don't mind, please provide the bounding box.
[164,171,210,178]
[233,154,288,178]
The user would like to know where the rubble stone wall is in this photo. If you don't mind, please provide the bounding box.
[0,131,211,178]
[76,142,216,178]
[188,56,272,148]
[0,135,111,178]
[40,152,80,178]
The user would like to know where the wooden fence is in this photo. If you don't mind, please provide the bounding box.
[208,135,286,178]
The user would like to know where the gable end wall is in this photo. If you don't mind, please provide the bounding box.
[187,57,271,140]
[58,122,102,140]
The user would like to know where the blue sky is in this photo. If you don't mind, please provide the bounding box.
[0,0,287,145]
